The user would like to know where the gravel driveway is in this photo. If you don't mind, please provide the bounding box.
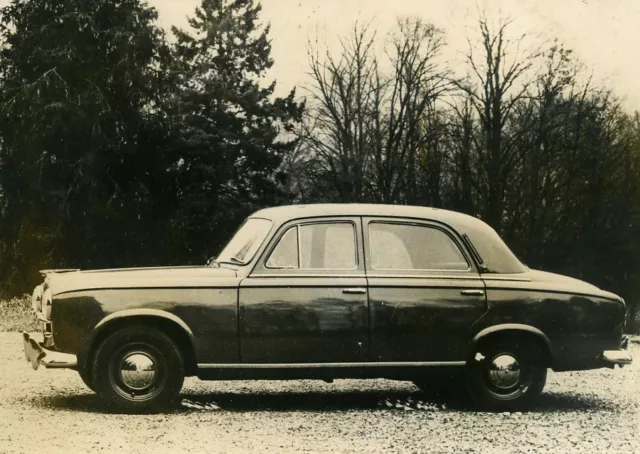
[0,332,638,453]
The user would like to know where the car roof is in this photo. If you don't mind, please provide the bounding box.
[249,203,490,232]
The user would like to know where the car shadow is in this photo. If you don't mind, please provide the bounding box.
[29,388,622,414]
[30,392,114,414]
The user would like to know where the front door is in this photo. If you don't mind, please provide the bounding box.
[239,217,369,363]
[363,217,487,362]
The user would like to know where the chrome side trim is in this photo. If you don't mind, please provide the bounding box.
[251,274,481,280]
[482,276,532,282]
[197,361,466,369]
[367,274,480,280]
[250,274,367,278]
[249,273,530,281]
[369,266,472,273]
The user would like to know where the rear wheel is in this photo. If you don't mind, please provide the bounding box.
[467,339,547,411]
[92,326,184,413]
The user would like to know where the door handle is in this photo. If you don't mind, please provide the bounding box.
[342,288,367,294]
[461,289,485,296]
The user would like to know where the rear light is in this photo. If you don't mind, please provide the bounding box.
[31,285,43,313]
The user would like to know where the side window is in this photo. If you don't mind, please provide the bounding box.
[265,222,357,270]
[369,223,468,271]
[265,226,298,269]
[300,223,356,269]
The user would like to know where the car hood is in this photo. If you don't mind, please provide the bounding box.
[516,269,623,303]
[43,266,238,296]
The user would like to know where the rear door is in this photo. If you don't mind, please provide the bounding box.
[239,217,369,363]
[363,217,487,362]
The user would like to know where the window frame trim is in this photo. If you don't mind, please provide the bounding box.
[255,217,364,275]
[264,225,300,270]
[363,217,476,275]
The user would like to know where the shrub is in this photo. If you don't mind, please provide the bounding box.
[0,294,36,331]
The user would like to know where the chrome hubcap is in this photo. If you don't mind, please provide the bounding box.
[120,352,156,390]
[488,354,521,390]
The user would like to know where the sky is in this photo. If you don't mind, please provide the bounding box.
[1,0,639,110]
[159,0,640,110]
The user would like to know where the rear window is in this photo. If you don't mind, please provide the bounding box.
[464,223,526,274]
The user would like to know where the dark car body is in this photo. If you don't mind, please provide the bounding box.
[24,204,631,410]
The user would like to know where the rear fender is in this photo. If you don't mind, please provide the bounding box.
[471,323,553,363]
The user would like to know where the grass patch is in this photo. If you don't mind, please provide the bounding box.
[0,294,37,332]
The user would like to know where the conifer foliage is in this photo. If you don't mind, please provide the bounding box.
[168,0,303,258]
[0,0,302,294]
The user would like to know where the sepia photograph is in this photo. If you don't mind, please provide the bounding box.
[0,0,639,452]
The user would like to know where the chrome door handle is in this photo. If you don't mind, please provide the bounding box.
[461,289,484,296]
[342,288,367,294]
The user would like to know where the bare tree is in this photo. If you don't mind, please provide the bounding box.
[454,16,540,232]
[446,96,480,214]
[297,18,449,204]
[301,23,381,202]
[291,13,640,330]
[374,18,449,203]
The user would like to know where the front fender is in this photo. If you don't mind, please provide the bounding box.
[76,309,198,371]
[90,308,196,347]
[51,288,239,365]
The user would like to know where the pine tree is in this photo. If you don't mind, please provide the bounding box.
[169,0,303,260]
[0,0,171,294]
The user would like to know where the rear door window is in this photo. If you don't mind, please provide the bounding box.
[369,222,469,271]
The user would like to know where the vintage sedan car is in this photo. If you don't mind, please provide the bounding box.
[23,204,631,412]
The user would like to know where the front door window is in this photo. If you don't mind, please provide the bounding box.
[266,222,357,270]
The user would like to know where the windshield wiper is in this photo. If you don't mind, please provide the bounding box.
[212,256,244,266]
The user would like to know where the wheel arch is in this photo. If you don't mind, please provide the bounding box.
[86,309,198,376]
[471,323,554,366]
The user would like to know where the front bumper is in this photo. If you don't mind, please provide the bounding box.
[602,335,632,368]
[22,332,77,370]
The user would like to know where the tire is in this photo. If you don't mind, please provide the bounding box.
[92,325,185,413]
[467,338,547,411]
[78,363,95,392]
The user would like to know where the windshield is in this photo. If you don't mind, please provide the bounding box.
[464,223,527,274]
[215,218,272,265]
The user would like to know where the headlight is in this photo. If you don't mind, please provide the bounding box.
[42,288,52,320]
[31,285,43,312]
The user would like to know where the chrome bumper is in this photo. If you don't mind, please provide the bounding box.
[602,335,632,368]
[22,332,77,370]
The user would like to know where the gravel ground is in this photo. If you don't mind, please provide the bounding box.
[0,333,638,454]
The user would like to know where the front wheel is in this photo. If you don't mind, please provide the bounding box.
[78,363,95,392]
[467,339,547,411]
[92,326,185,413]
